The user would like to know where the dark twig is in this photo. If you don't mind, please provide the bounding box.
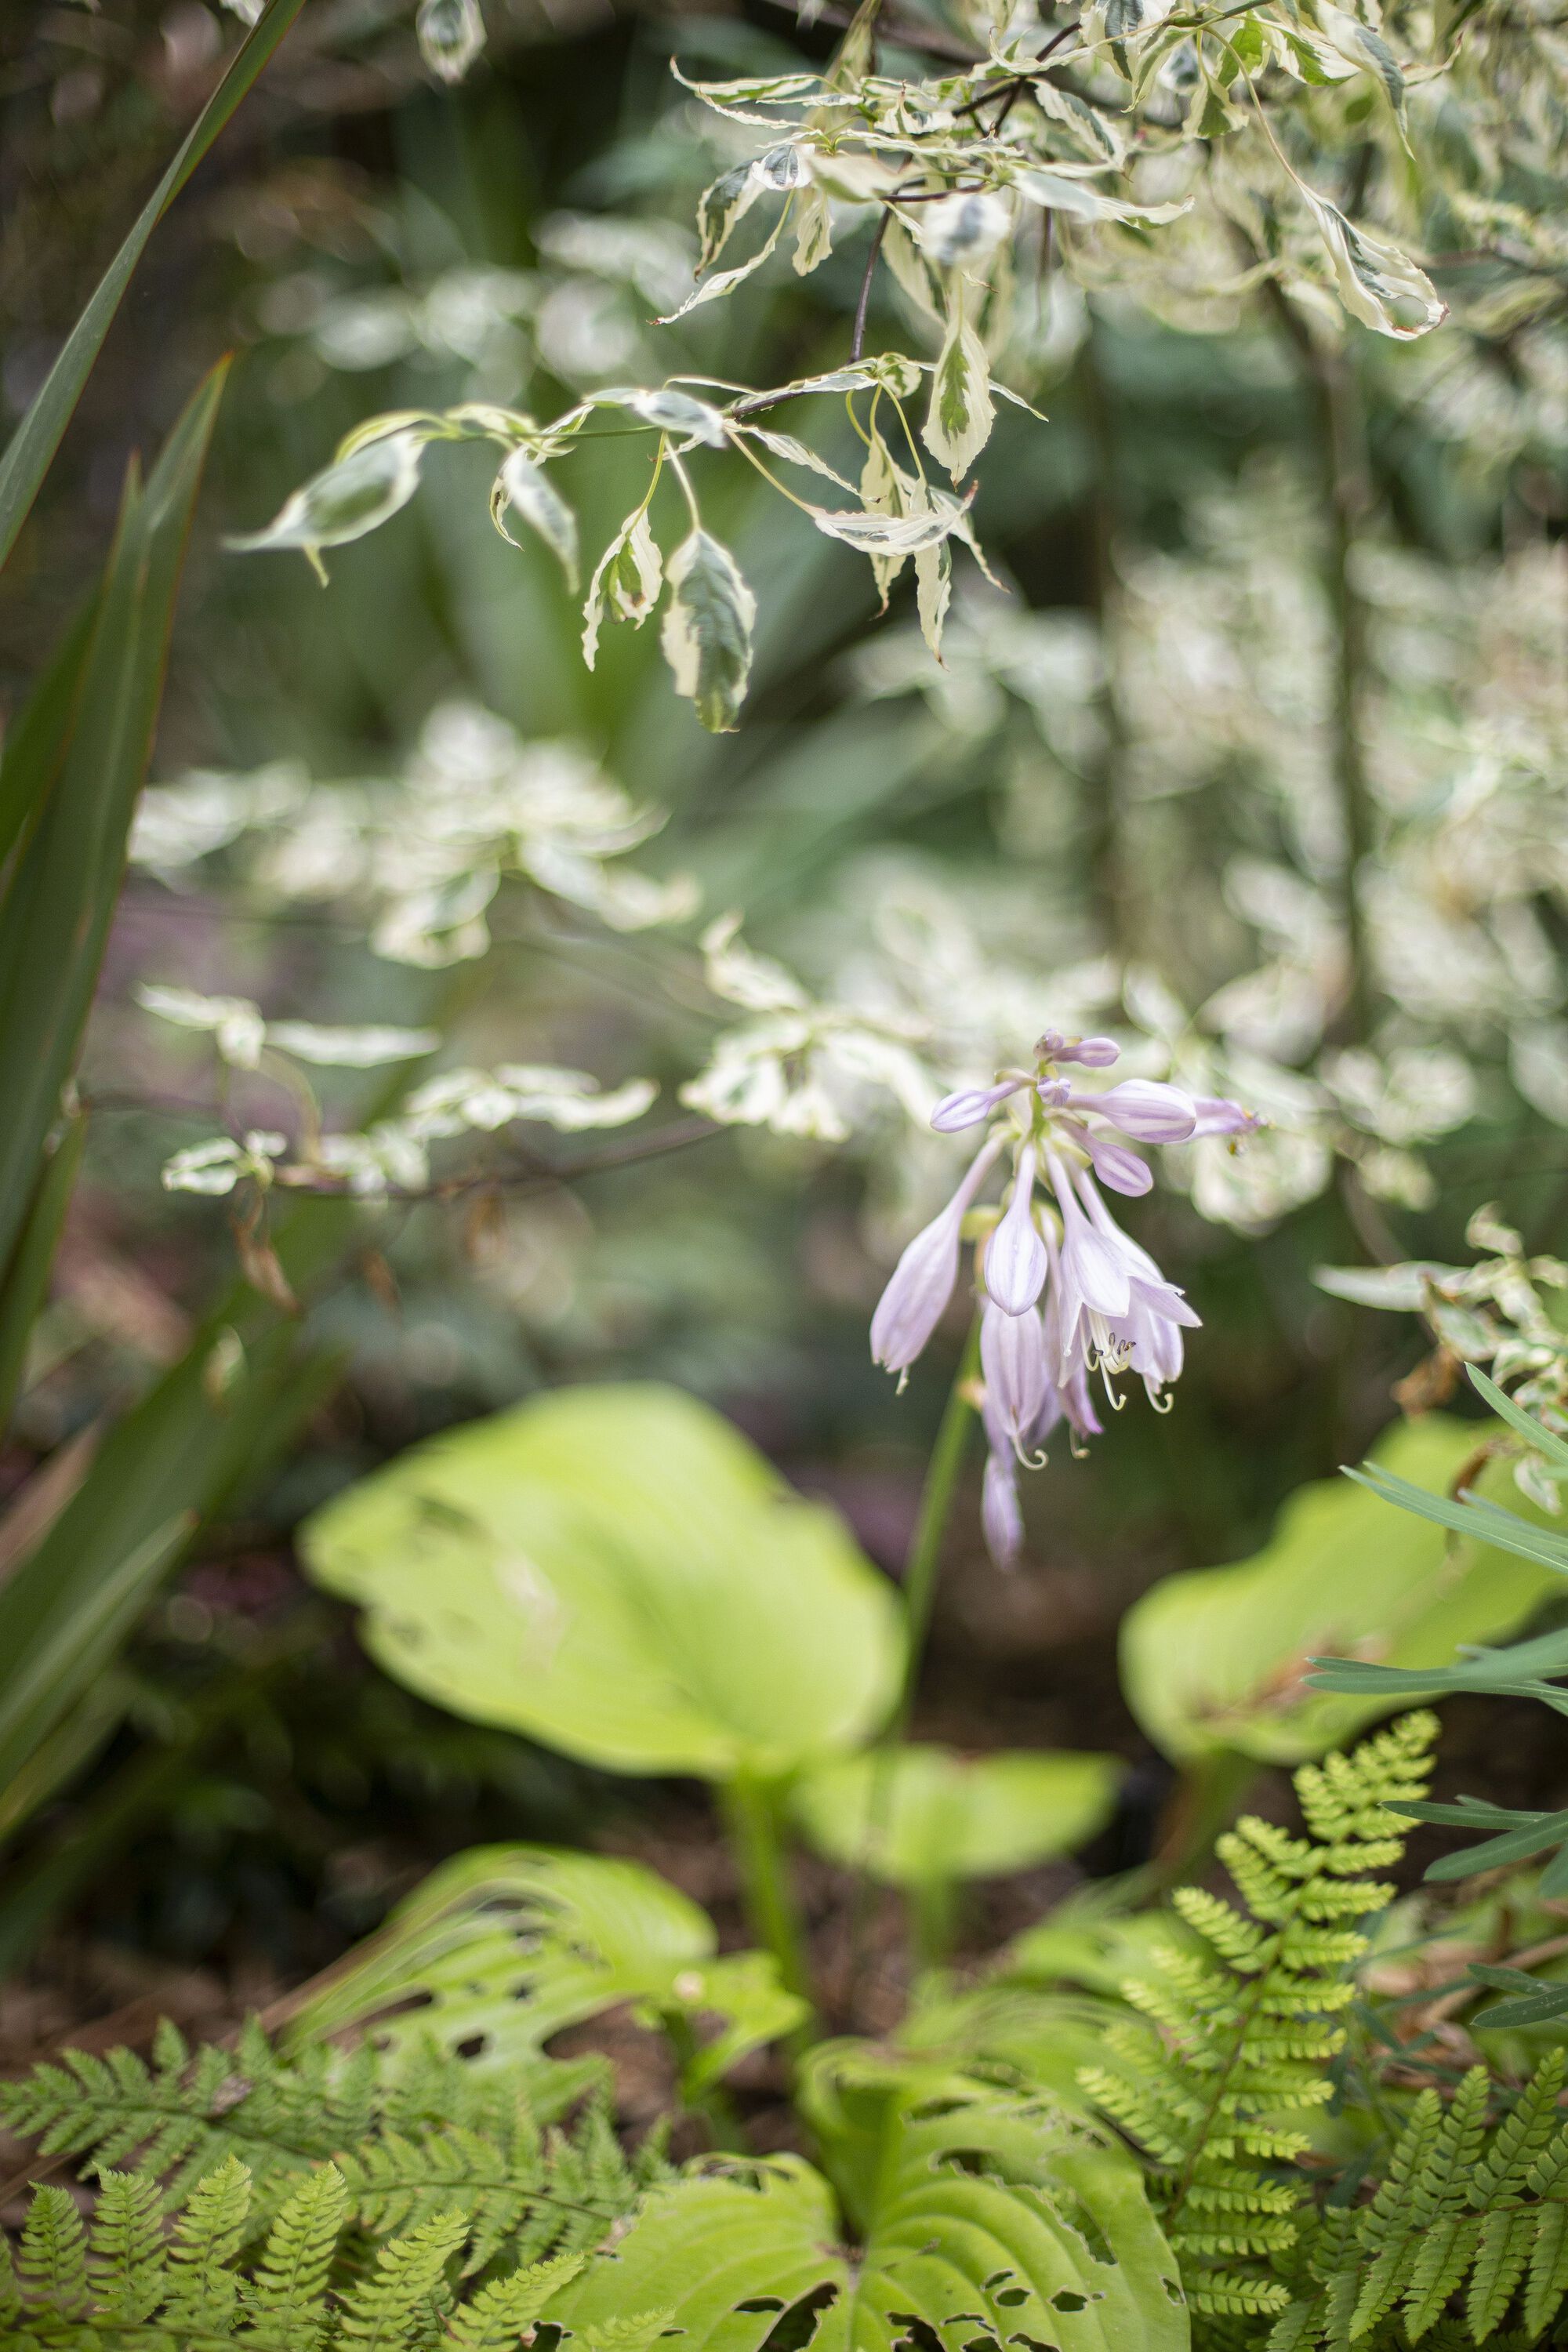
[851,207,892,360]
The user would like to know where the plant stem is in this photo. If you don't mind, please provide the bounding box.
[721,1772,815,2013]
[891,1311,982,1739]
[911,1874,959,1970]
[1257,273,1376,1045]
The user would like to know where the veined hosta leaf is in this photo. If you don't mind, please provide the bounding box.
[1120,1414,1563,1765]
[416,0,485,82]
[230,429,426,577]
[924,305,994,481]
[1301,190,1446,338]
[792,1745,1122,1886]
[492,447,579,590]
[287,1844,807,2094]
[299,1382,900,1778]
[1014,169,1191,224]
[595,387,728,446]
[543,2081,1185,2352]
[660,530,757,733]
[581,510,662,666]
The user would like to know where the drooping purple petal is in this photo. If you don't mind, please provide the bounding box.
[930,1077,1027,1133]
[1073,1079,1197,1143]
[984,1143,1049,1315]
[1073,1166,1201,1330]
[980,1298,1051,1452]
[1046,1152,1131,1322]
[871,1134,1004,1373]
[982,1446,1025,1569]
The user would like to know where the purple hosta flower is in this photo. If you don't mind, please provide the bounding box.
[874,1022,1251,1565]
[870,1133,1004,1376]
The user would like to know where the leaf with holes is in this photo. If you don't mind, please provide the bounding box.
[543,2077,1185,2352]
[287,1843,806,2096]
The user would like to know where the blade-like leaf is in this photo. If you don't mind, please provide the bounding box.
[0,362,227,1273]
[0,0,303,569]
[0,1112,87,1432]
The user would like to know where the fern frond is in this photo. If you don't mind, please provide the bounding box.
[336,2205,467,2347]
[87,2169,166,2324]
[19,2184,90,2320]
[442,2249,584,2350]
[249,2160,350,2348]
[1082,1711,1442,2325]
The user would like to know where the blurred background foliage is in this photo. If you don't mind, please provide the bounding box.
[2,0,1566,2034]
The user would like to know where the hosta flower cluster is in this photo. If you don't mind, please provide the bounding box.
[870,1026,1254,1563]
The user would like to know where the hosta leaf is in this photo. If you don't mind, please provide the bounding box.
[924,307,994,481]
[792,1745,1121,1886]
[582,510,662,666]
[660,530,757,732]
[1120,1415,1563,1764]
[299,1382,901,1778]
[543,2081,1185,2352]
[230,430,427,575]
[287,1844,806,2090]
[1300,191,1446,338]
[492,448,579,590]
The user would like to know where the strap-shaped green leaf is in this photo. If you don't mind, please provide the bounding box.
[0,0,304,571]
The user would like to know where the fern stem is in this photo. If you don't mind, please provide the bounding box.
[720,1773,815,2017]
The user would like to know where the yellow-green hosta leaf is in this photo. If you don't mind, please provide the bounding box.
[792,1744,1121,1886]
[659,529,757,732]
[543,2079,1185,2352]
[299,1382,901,1778]
[924,307,994,482]
[1120,1414,1562,1765]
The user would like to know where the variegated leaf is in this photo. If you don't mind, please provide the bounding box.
[924,306,994,481]
[660,530,757,731]
[492,447,579,590]
[582,510,663,666]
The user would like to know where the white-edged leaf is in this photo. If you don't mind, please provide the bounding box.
[595,387,729,446]
[493,447,580,590]
[881,213,942,322]
[582,510,663,667]
[1301,189,1446,338]
[695,143,806,272]
[1014,168,1191,224]
[660,530,757,733]
[679,68,823,104]
[228,430,426,575]
[914,536,951,659]
[908,190,1013,274]
[416,0,485,82]
[808,491,973,554]
[793,183,835,276]
[658,204,790,321]
[924,306,994,480]
[1315,1,1408,127]
[265,1022,440,1067]
[737,426,858,492]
